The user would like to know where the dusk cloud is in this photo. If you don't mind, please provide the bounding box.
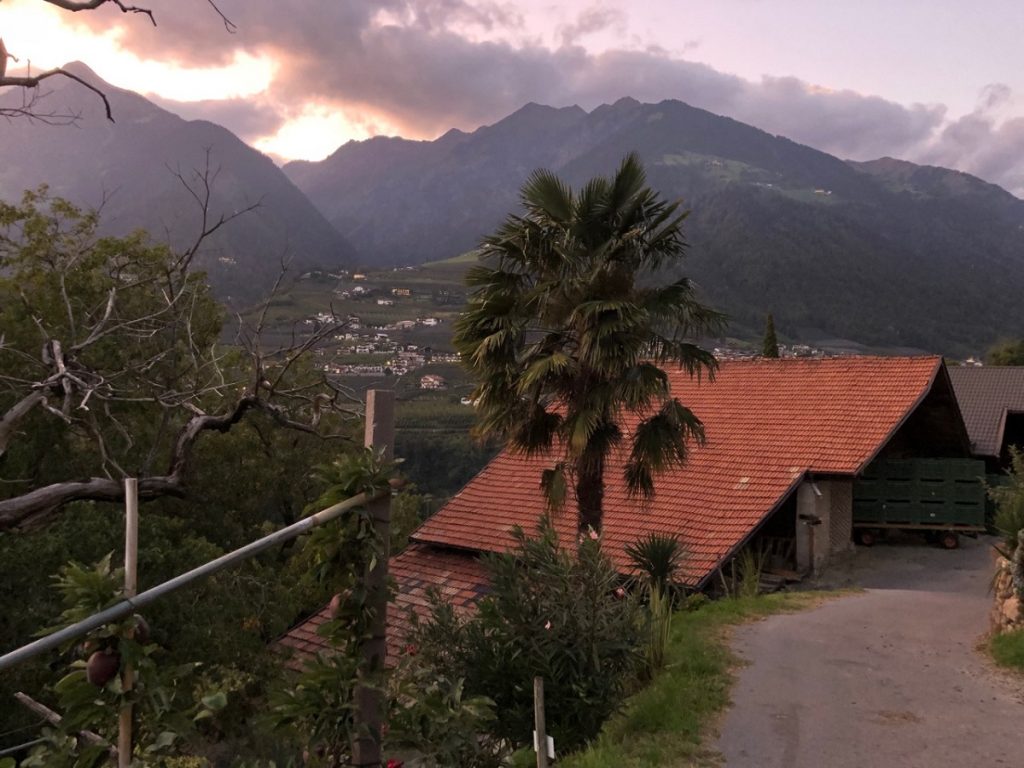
[917,84,1024,195]
[63,0,1022,194]
[149,94,287,143]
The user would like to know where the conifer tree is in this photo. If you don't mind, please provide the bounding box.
[762,313,780,358]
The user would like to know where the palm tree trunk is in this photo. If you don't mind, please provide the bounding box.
[575,450,605,536]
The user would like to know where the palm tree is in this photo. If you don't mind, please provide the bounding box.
[453,153,723,535]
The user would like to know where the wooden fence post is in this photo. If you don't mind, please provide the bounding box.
[118,478,138,768]
[534,676,548,768]
[353,389,395,767]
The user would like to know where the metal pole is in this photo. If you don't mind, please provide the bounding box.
[118,478,138,768]
[353,389,395,768]
[0,487,389,672]
[534,676,548,768]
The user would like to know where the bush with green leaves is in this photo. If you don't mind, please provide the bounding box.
[267,448,396,767]
[409,520,643,754]
[991,448,1024,551]
[386,654,504,768]
[19,555,226,768]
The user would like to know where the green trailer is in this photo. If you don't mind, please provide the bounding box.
[852,458,987,548]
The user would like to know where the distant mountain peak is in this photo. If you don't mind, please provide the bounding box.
[611,96,641,109]
[59,61,105,84]
[0,75,355,302]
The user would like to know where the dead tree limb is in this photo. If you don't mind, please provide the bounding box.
[1,1,236,122]
[0,161,358,531]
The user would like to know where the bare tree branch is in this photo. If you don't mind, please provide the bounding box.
[0,390,45,458]
[0,66,113,121]
[41,0,155,25]
[1,1,236,121]
[0,162,359,531]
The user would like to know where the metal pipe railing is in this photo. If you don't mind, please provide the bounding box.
[0,487,389,672]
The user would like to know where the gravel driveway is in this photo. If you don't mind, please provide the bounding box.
[716,535,1024,768]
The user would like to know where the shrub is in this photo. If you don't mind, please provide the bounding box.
[409,519,643,754]
[991,448,1024,551]
[387,655,505,768]
[625,532,685,673]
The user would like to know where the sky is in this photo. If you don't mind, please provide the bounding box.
[4,0,1024,194]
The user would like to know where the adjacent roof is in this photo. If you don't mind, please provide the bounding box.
[947,366,1024,458]
[414,356,944,585]
[278,543,488,669]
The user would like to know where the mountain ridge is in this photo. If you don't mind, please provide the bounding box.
[0,63,355,303]
[283,96,1024,354]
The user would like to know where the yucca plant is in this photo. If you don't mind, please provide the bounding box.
[625,532,684,672]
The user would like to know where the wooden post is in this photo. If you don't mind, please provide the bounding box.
[352,390,395,767]
[534,676,548,768]
[118,478,138,768]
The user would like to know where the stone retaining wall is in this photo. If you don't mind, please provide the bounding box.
[991,532,1024,634]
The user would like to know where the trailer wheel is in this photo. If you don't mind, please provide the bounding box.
[940,532,959,550]
[856,529,876,547]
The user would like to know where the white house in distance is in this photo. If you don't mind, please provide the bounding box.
[420,374,447,390]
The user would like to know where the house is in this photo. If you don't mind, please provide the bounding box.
[281,357,972,665]
[948,366,1024,471]
[419,374,447,390]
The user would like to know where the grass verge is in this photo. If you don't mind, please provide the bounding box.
[991,628,1024,670]
[548,591,838,768]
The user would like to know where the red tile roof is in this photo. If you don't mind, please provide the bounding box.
[278,543,488,669]
[281,356,943,664]
[413,356,943,585]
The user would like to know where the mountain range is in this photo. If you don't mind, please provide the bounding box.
[0,64,353,303]
[285,97,1024,354]
[3,67,1023,353]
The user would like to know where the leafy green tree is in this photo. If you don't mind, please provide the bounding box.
[762,313,780,358]
[0,186,355,530]
[988,339,1024,366]
[268,449,397,767]
[20,555,227,768]
[0,187,358,752]
[453,154,722,533]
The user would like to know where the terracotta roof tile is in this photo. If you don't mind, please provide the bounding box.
[279,543,488,669]
[413,357,942,584]
[282,356,942,666]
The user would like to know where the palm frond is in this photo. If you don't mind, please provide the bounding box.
[624,532,684,593]
[521,168,574,223]
[625,398,704,498]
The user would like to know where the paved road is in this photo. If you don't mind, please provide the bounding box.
[716,536,1024,768]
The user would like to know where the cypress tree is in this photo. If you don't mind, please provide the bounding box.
[762,313,780,358]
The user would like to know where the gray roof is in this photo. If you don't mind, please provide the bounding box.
[948,366,1024,457]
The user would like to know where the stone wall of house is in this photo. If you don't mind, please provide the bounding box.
[827,479,854,554]
[991,533,1024,634]
[796,479,856,575]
